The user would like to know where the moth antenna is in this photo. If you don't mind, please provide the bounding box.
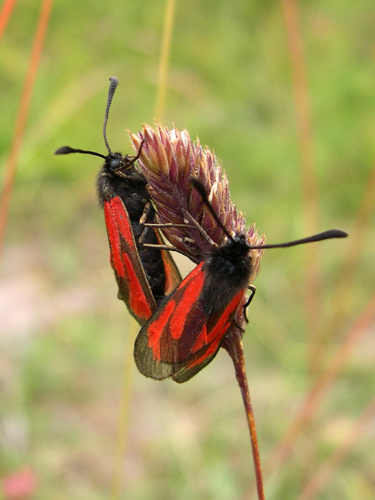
[55,77,120,159]
[190,178,348,249]
[54,145,106,159]
[190,178,235,242]
[249,229,348,249]
[103,76,119,155]
[125,139,146,168]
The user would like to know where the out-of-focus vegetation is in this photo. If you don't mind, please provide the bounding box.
[1,1,374,499]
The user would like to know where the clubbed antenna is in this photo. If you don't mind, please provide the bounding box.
[103,76,119,155]
[191,177,348,249]
[249,229,348,249]
[54,145,106,158]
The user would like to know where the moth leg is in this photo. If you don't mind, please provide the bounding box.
[126,139,145,166]
[114,170,133,181]
[232,286,256,331]
[143,222,195,229]
[115,140,146,177]
[243,285,256,323]
[139,207,201,262]
[141,242,199,262]
[233,320,246,333]
[181,208,216,247]
[138,204,184,255]
[138,202,154,245]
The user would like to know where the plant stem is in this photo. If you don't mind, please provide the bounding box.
[223,329,265,500]
[0,0,53,261]
[154,0,176,121]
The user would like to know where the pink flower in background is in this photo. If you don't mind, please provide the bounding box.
[2,468,38,500]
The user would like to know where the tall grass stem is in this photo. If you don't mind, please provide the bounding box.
[154,0,176,121]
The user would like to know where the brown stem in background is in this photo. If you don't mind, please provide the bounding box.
[324,158,375,337]
[0,0,18,42]
[297,396,375,500]
[281,0,322,376]
[222,330,265,500]
[265,291,375,474]
[0,0,53,262]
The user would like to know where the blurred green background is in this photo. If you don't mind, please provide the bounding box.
[1,1,375,499]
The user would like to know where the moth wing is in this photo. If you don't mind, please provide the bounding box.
[134,263,244,382]
[171,290,244,383]
[104,196,157,325]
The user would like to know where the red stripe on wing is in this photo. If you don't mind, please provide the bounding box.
[134,264,207,376]
[134,264,245,382]
[169,267,206,340]
[104,197,156,324]
[120,251,154,320]
[171,291,245,383]
[146,300,176,360]
[104,202,127,277]
[188,290,243,365]
[145,264,205,360]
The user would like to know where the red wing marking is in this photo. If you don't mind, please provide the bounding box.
[134,264,246,382]
[145,264,205,359]
[187,290,244,367]
[146,300,176,360]
[103,197,156,324]
[121,251,154,321]
[169,269,206,340]
[104,203,127,277]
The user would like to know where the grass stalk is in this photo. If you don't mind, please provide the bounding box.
[154,0,176,121]
[323,158,375,337]
[111,3,177,495]
[297,396,375,500]
[110,317,138,500]
[0,0,18,42]
[266,291,375,474]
